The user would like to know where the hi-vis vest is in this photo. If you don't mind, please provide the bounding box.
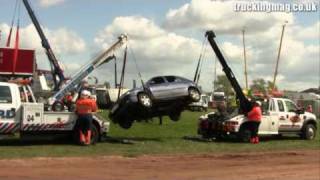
[76,98,97,115]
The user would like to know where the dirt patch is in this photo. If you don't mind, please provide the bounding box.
[0,150,319,180]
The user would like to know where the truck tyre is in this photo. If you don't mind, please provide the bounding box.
[138,92,152,108]
[239,127,251,142]
[301,124,316,140]
[90,124,99,145]
[188,88,200,102]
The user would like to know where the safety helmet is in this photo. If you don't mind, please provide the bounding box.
[256,101,262,106]
[81,90,91,96]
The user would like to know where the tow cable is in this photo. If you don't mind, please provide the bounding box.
[193,37,208,85]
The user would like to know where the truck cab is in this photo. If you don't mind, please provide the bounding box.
[198,97,318,141]
[0,82,109,144]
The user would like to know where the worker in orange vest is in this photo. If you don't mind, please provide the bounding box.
[247,101,262,144]
[76,90,97,145]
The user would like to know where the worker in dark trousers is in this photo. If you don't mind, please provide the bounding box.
[247,101,262,144]
[76,90,97,145]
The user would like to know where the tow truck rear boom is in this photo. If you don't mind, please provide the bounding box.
[205,31,252,114]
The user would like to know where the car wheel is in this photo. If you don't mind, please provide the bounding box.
[301,124,316,140]
[188,88,200,102]
[138,92,152,108]
[119,119,133,129]
[169,112,181,121]
[239,127,251,142]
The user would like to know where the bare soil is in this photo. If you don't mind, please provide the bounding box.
[0,150,319,180]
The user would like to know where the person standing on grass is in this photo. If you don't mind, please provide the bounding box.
[76,90,97,145]
[246,101,262,144]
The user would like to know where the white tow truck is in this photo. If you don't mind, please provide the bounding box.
[198,97,318,141]
[197,31,318,141]
[0,34,128,143]
[0,82,108,143]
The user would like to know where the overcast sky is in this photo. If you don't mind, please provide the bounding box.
[0,0,319,92]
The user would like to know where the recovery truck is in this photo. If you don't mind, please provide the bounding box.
[0,34,127,144]
[198,31,318,141]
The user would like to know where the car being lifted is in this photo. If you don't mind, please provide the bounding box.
[109,75,201,129]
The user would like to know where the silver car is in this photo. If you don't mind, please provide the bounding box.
[109,75,201,129]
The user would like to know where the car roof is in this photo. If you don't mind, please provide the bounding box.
[150,75,186,80]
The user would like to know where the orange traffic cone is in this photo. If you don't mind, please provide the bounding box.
[79,130,85,145]
[85,130,91,145]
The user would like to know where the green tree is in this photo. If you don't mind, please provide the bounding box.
[250,78,267,94]
[250,78,277,94]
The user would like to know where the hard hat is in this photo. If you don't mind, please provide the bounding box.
[81,90,91,96]
[256,101,262,106]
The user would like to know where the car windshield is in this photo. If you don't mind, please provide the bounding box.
[213,95,224,101]
[0,86,12,103]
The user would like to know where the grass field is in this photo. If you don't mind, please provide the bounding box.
[0,111,319,159]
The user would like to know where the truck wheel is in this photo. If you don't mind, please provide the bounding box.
[72,125,99,145]
[239,127,251,142]
[138,92,152,108]
[90,125,99,145]
[301,124,316,140]
[188,88,200,102]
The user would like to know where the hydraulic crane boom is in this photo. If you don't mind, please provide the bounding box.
[49,34,128,105]
[22,0,65,90]
[205,31,252,114]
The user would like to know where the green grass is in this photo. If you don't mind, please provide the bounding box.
[0,111,319,159]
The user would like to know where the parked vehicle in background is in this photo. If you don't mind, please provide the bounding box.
[109,75,201,129]
[209,91,225,109]
[198,97,318,141]
[96,87,129,109]
[189,94,209,112]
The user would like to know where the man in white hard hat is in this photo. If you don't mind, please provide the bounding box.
[76,90,97,145]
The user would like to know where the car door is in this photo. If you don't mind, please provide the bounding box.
[277,99,300,131]
[268,99,279,133]
[147,77,169,100]
[164,76,186,98]
[276,99,289,131]
[258,99,277,134]
[0,84,21,134]
[284,100,303,130]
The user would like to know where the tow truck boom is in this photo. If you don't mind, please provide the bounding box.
[22,0,65,90]
[49,34,128,104]
[205,31,252,114]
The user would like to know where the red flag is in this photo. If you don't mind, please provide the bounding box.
[12,25,19,74]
